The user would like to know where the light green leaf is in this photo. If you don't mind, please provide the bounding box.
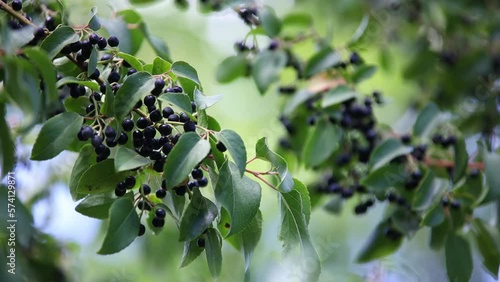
[117,52,144,71]
[171,61,200,85]
[31,112,83,160]
[352,65,377,83]
[114,72,155,118]
[75,192,133,219]
[194,89,223,111]
[114,146,154,172]
[158,93,192,114]
[216,130,247,176]
[413,103,440,138]
[216,55,248,83]
[321,85,357,108]
[152,57,171,75]
[97,198,139,254]
[369,138,413,170]
[56,76,100,91]
[255,137,294,192]
[303,120,342,167]
[259,6,281,37]
[347,14,370,47]
[205,228,222,279]
[164,132,211,189]
[304,48,341,77]
[252,50,288,94]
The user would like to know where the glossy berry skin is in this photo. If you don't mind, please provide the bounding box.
[97,37,107,49]
[107,36,119,47]
[105,126,117,139]
[155,208,166,219]
[156,188,166,198]
[149,110,163,122]
[138,224,146,236]
[197,238,205,248]
[183,121,196,132]
[117,133,128,145]
[158,124,172,136]
[11,0,22,11]
[188,180,199,189]
[167,114,180,122]
[114,187,126,197]
[152,217,165,228]
[136,117,150,129]
[107,71,120,83]
[125,176,136,188]
[140,184,151,195]
[144,95,156,107]
[80,126,94,140]
[89,33,99,44]
[162,107,174,118]
[91,135,103,147]
[143,126,156,139]
[216,141,227,152]
[179,112,189,123]
[33,27,45,39]
[106,137,118,147]
[122,119,134,131]
[86,103,95,114]
[191,168,203,180]
[197,177,209,187]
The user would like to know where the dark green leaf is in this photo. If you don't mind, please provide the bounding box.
[178,189,218,241]
[252,50,288,94]
[164,132,210,189]
[194,89,223,111]
[352,65,377,83]
[97,198,139,254]
[40,26,79,59]
[100,83,115,116]
[216,130,247,176]
[215,161,261,237]
[216,55,248,83]
[117,52,144,71]
[453,170,486,207]
[158,93,193,114]
[87,47,98,77]
[114,72,155,118]
[369,138,413,170]
[102,10,143,55]
[413,103,440,138]
[355,221,403,263]
[413,171,446,211]
[452,135,468,183]
[430,218,450,250]
[321,85,357,108]
[255,137,294,192]
[56,76,100,91]
[279,181,321,281]
[180,239,205,268]
[259,6,281,37]
[361,164,406,197]
[472,219,500,278]
[205,228,222,279]
[445,233,473,282]
[0,104,15,177]
[24,48,58,101]
[483,152,500,202]
[152,57,171,75]
[75,192,132,219]
[69,145,96,201]
[304,47,341,77]
[303,120,342,167]
[171,61,200,85]
[114,146,154,172]
[31,112,83,160]
[88,7,101,31]
[76,159,129,194]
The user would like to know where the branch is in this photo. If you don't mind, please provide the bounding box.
[0,2,35,27]
[424,157,485,170]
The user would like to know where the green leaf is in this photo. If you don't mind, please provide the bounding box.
[324,197,343,214]
[252,50,288,94]
[347,14,370,47]
[138,23,171,61]
[279,181,321,282]
[158,93,193,114]
[56,76,100,91]
[205,228,222,279]
[255,137,294,192]
[180,239,205,268]
[178,189,218,242]
[31,112,83,160]
[304,48,341,77]
[0,104,15,177]
[423,203,446,227]
[282,13,312,28]
[472,219,500,278]
[88,7,101,31]
[117,52,144,71]
[430,218,450,250]
[152,57,171,75]
[413,171,446,211]
[452,135,468,183]
[114,72,155,118]
[355,221,403,263]
[69,145,96,201]
[413,103,440,138]
[284,89,312,115]
[215,161,261,237]
[100,83,115,116]
[114,146,154,172]
[368,138,414,170]
[453,171,487,207]
[216,55,248,83]
[215,130,247,176]
[40,26,79,59]
[171,61,200,85]
[194,89,223,111]
[303,120,342,167]
[321,85,357,108]
[75,192,132,219]
[24,48,58,101]
[484,152,500,202]
[361,164,406,197]
[87,47,98,77]
[102,10,143,55]
[259,6,281,37]
[97,198,139,254]
[292,179,311,224]
[445,233,473,282]
[164,132,210,189]
[76,159,129,194]
[352,65,377,83]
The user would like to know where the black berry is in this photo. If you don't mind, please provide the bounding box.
[152,217,165,228]
[107,36,119,47]
[138,224,146,236]
[183,121,196,132]
[216,141,227,152]
[122,119,134,131]
[155,208,166,219]
[156,189,166,198]
[162,107,174,118]
[136,117,150,129]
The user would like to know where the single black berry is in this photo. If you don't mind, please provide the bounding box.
[140,184,151,195]
[137,200,151,211]
[155,208,166,219]
[144,95,156,107]
[138,224,146,236]
[115,187,126,197]
[167,114,180,122]
[197,177,208,187]
[156,188,166,198]
[158,124,172,136]
[116,181,127,191]
[106,137,118,147]
[89,33,99,45]
[162,107,174,118]
[183,121,196,132]
[86,103,95,114]
[97,37,107,49]
[105,126,117,139]
[197,237,205,248]
[108,71,120,83]
[149,110,163,122]
[80,126,94,140]
[91,135,103,147]
[354,203,367,215]
[136,117,150,129]
[179,112,189,123]
[125,176,136,188]
[162,143,173,155]
[349,52,362,65]
[216,141,227,152]
[188,180,199,189]
[33,27,45,39]
[191,168,203,180]
[127,68,137,76]
[122,119,134,131]
[107,36,119,47]
[11,0,22,11]
[400,134,411,144]
[152,217,165,228]
[117,132,128,145]
[143,126,156,139]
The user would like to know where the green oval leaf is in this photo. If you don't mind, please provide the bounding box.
[40,26,79,59]
[171,61,200,85]
[303,120,342,167]
[368,138,414,170]
[76,159,129,194]
[355,221,403,263]
[252,50,288,94]
[164,132,211,189]
[88,7,101,31]
[87,47,98,77]
[255,137,294,192]
[216,56,248,83]
[259,6,282,37]
[483,152,500,202]
[152,57,172,75]
[158,93,193,114]
[361,164,407,197]
[179,189,218,241]
[413,103,441,138]
[321,85,357,108]
[351,65,377,84]
[304,48,341,78]
[114,146,154,172]
[194,89,223,111]
[412,171,446,211]
[114,72,155,118]
[56,76,100,91]
[24,48,58,101]
[97,198,139,254]
[472,219,500,278]
[69,145,96,201]
[75,192,132,219]
[180,238,205,268]
[215,130,247,176]
[117,52,144,71]
[445,233,473,282]
[452,135,468,183]
[205,228,222,279]
[31,112,83,160]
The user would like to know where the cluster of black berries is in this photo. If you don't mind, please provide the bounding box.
[76,123,128,162]
[114,176,137,197]
[431,133,457,148]
[237,6,258,25]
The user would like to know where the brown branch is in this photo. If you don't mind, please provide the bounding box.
[424,157,485,170]
[65,54,106,85]
[0,2,35,27]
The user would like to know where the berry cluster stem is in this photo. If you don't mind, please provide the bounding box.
[0,2,35,27]
[245,169,279,191]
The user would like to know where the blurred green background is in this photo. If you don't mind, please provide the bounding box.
[2,0,496,281]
